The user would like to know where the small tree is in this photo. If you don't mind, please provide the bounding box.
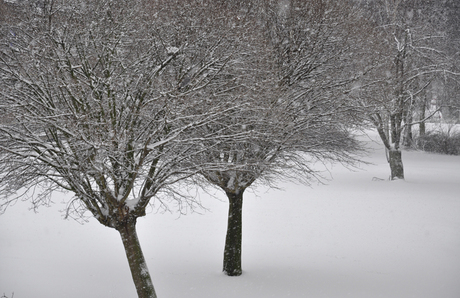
[0,1,244,297]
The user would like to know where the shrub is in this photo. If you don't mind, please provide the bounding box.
[415,130,460,155]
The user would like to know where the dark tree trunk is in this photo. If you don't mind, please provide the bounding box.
[403,99,413,147]
[390,114,399,143]
[403,122,413,147]
[223,190,244,276]
[373,115,405,180]
[117,217,157,298]
[389,149,404,180]
[419,121,426,137]
[419,97,427,137]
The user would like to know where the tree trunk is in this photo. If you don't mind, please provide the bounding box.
[403,124,413,147]
[117,218,157,298]
[388,149,404,180]
[403,112,413,147]
[419,97,427,137]
[223,190,244,276]
[419,121,426,137]
[390,114,398,144]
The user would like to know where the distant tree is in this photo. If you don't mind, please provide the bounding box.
[357,0,454,179]
[0,0,248,297]
[196,0,365,276]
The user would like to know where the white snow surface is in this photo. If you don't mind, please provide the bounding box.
[1,131,460,298]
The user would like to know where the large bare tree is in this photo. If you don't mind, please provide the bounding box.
[196,0,366,276]
[0,0,247,297]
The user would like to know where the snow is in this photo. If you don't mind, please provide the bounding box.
[1,131,460,298]
[166,47,180,56]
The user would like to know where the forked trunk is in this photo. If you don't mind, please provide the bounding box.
[223,190,244,276]
[117,218,157,298]
[389,149,404,180]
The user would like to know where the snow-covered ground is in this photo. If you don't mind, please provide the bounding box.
[1,132,460,298]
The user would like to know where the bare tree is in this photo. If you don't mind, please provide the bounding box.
[356,0,454,179]
[196,0,365,276]
[0,1,248,297]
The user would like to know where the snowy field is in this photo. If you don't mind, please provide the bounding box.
[1,131,460,298]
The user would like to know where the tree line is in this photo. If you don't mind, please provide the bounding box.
[1,0,458,297]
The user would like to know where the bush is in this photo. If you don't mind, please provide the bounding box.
[415,130,460,155]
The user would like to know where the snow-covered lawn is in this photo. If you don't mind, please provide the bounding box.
[1,132,460,298]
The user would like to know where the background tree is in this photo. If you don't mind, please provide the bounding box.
[0,0,248,297]
[357,0,453,180]
[196,0,365,276]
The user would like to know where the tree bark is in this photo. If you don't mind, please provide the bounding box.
[389,149,404,180]
[403,112,413,147]
[223,190,244,276]
[419,97,427,137]
[117,217,157,298]
[419,120,426,137]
